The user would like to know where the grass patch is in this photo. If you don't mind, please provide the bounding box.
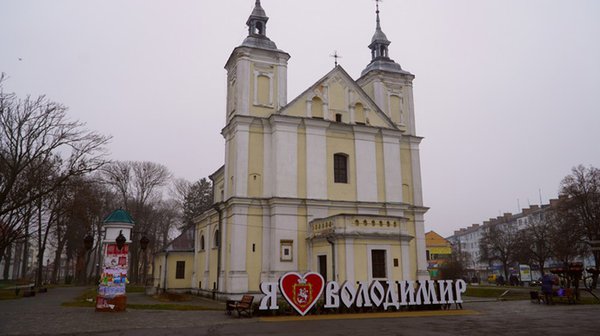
[126,285,146,293]
[0,281,14,290]
[0,290,20,300]
[61,287,220,311]
[575,296,600,305]
[465,286,530,300]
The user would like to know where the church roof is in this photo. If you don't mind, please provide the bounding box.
[248,0,267,19]
[241,36,278,50]
[241,0,278,51]
[370,6,390,46]
[163,228,195,252]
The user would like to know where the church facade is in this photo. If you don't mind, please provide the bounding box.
[190,1,429,297]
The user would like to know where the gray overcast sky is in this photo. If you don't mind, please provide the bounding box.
[1,0,599,237]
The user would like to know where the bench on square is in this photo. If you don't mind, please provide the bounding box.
[5,282,36,297]
[226,295,254,317]
[554,288,576,304]
[538,288,576,304]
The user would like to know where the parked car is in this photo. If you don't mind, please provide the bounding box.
[529,278,542,287]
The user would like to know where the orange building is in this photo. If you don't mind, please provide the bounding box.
[425,231,452,279]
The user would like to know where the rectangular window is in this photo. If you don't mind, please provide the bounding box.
[334,154,348,183]
[371,249,387,278]
[318,255,328,281]
[175,261,185,279]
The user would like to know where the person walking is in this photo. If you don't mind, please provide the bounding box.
[541,272,554,305]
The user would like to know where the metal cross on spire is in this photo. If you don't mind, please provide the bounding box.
[330,50,342,67]
[375,0,383,28]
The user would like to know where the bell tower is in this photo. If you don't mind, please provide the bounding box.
[357,1,415,135]
[224,0,290,121]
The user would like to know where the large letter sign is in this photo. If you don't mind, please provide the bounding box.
[279,272,325,316]
[259,272,467,316]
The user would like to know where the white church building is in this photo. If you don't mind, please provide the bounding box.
[155,0,429,298]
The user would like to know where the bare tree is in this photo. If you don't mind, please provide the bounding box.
[516,216,553,275]
[101,161,132,210]
[101,161,171,284]
[440,242,469,280]
[560,165,600,288]
[0,75,110,261]
[547,207,587,265]
[479,223,519,281]
[170,178,192,207]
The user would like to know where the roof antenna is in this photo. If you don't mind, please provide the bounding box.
[330,50,342,67]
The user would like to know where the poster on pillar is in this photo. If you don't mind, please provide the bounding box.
[96,243,129,311]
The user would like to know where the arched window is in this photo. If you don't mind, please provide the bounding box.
[333,153,348,183]
[214,230,220,248]
[255,22,264,35]
[200,235,205,251]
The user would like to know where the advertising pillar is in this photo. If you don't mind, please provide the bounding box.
[95,209,135,312]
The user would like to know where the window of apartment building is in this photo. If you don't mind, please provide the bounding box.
[175,261,185,279]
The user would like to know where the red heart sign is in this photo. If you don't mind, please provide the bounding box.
[279,272,325,316]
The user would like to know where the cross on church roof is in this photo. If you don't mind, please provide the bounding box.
[375,0,383,29]
[330,50,342,67]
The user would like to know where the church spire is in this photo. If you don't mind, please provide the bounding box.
[369,0,391,61]
[242,0,278,50]
[361,0,405,76]
[247,0,268,37]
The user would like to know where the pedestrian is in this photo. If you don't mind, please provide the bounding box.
[541,272,554,305]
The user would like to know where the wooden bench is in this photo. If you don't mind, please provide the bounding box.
[6,282,35,297]
[539,288,576,304]
[554,288,576,304]
[226,295,254,317]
